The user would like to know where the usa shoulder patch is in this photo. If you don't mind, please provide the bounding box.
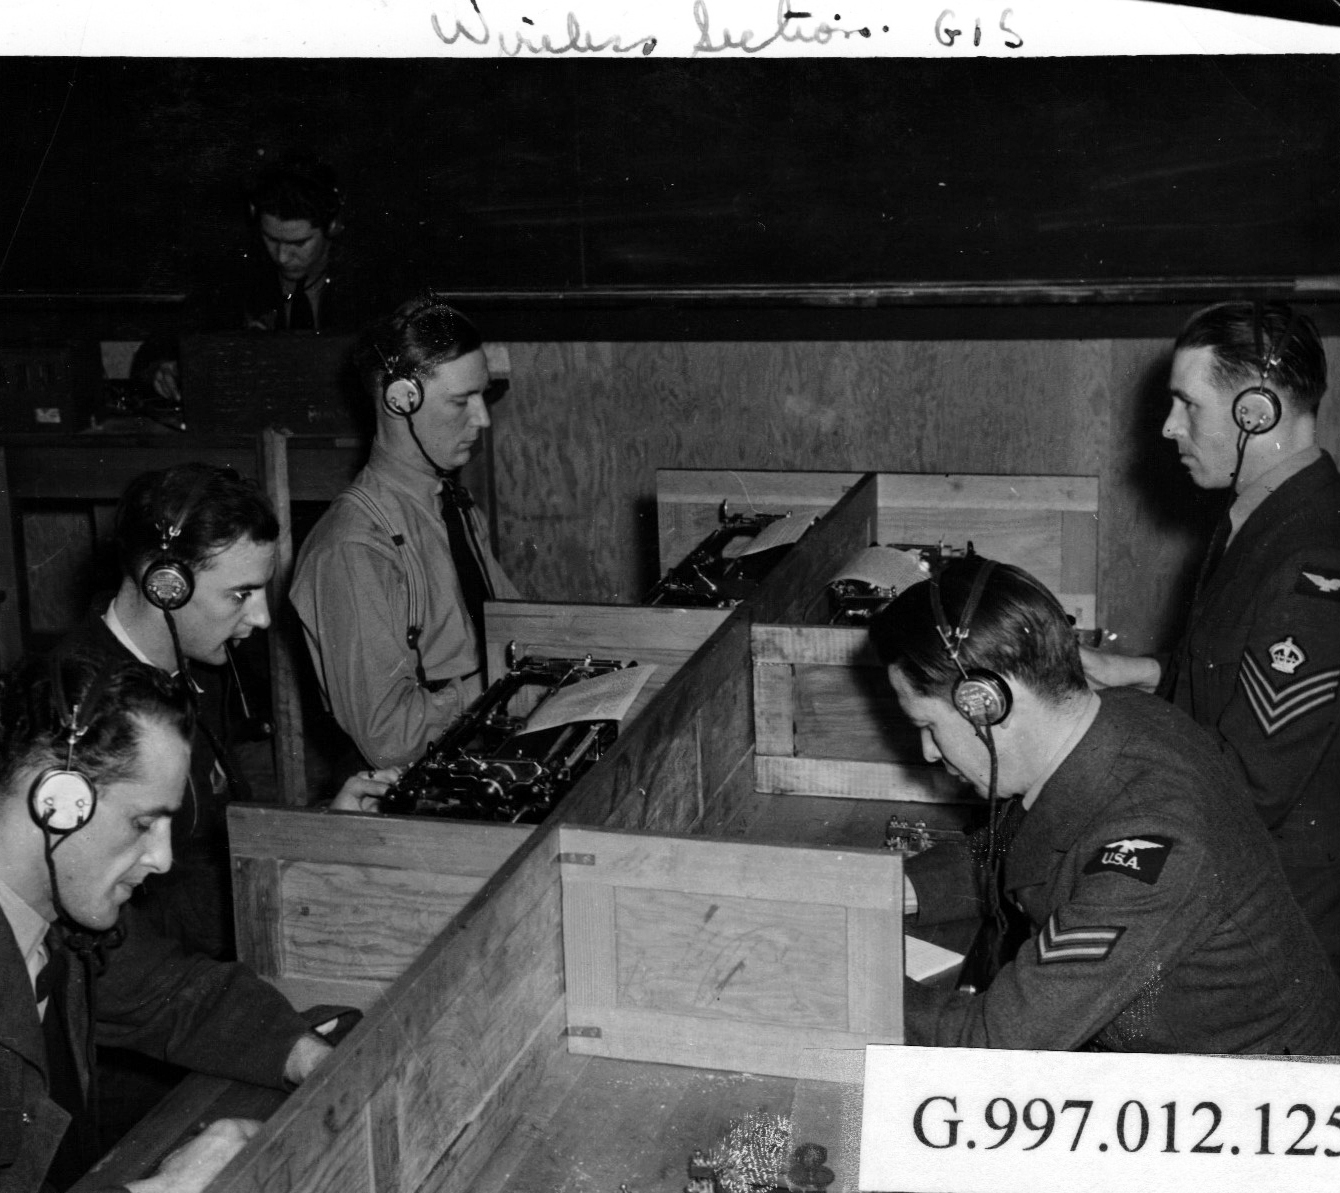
[1296,565,1340,601]
[1082,835,1174,885]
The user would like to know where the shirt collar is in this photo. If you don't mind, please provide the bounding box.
[104,598,156,665]
[1229,444,1322,543]
[367,438,448,499]
[1020,691,1101,811]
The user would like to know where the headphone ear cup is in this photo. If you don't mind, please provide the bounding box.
[383,377,423,417]
[1233,386,1281,435]
[141,556,195,611]
[952,670,1013,727]
[30,768,97,834]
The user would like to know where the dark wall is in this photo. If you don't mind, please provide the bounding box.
[1,57,1339,306]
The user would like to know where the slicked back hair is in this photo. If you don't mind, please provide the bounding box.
[869,557,1086,705]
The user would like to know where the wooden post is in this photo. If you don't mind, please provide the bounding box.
[259,427,307,806]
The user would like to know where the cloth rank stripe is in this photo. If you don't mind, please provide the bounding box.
[1036,913,1125,965]
[1239,651,1340,738]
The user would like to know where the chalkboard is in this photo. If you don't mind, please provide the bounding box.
[0,57,1338,304]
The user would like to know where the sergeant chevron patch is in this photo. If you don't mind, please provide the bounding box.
[1239,650,1340,738]
[1036,913,1125,965]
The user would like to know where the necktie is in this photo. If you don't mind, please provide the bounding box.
[440,480,494,666]
[287,278,314,330]
[1199,512,1231,587]
[38,930,100,1189]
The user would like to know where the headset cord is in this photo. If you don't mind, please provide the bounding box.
[977,724,1011,946]
[1228,428,1250,496]
[405,413,452,480]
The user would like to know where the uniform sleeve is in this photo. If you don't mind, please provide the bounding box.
[902,818,1216,1049]
[905,836,989,927]
[293,536,474,769]
[1214,547,1340,828]
[92,908,310,1089]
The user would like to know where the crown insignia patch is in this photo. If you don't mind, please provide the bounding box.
[1240,650,1340,738]
[1269,636,1306,675]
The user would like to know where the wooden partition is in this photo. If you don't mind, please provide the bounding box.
[229,805,533,1010]
[871,473,1099,628]
[482,599,732,717]
[230,598,737,1006]
[145,818,896,1193]
[742,471,1098,807]
[655,468,867,578]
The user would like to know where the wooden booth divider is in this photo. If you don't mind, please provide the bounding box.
[74,466,1095,1191]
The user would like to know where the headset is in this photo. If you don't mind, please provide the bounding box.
[929,557,1013,728]
[29,658,115,836]
[1232,304,1299,437]
[139,469,214,612]
[377,295,482,421]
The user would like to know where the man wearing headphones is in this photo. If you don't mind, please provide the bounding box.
[240,155,347,334]
[291,296,517,770]
[132,155,351,406]
[872,557,1340,1052]
[0,652,334,1193]
[1083,302,1340,971]
[54,464,278,963]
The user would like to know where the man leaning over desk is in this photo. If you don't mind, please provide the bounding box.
[872,556,1340,1053]
[0,652,338,1193]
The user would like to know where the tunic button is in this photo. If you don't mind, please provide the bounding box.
[22,1111,33,1124]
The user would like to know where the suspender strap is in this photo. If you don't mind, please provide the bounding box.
[343,485,439,689]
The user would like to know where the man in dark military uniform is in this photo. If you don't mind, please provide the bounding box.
[872,557,1340,1052]
[1084,302,1340,972]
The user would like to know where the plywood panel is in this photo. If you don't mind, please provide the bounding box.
[559,609,754,834]
[482,599,729,715]
[278,862,488,983]
[792,665,915,764]
[499,341,1107,607]
[755,756,968,804]
[656,468,864,575]
[22,509,94,633]
[558,826,903,1079]
[610,886,849,1029]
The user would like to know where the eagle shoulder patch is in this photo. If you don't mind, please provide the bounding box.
[1036,912,1125,965]
[1082,835,1173,885]
[1296,564,1340,601]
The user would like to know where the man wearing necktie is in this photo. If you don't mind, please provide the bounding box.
[242,156,344,334]
[291,296,518,771]
[0,652,337,1193]
[130,158,348,410]
[870,557,1340,1053]
[1082,303,1340,972]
